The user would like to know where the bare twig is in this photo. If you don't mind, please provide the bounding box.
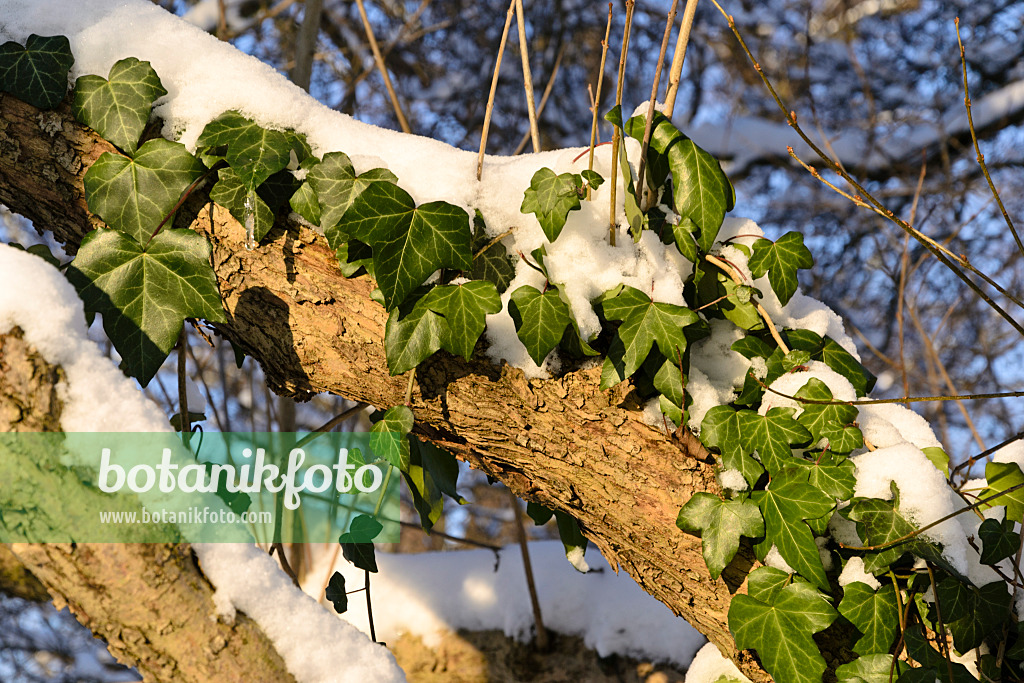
[354,0,411,133]
[473,227,516,260]
[514,42,567,155]
[292,402,370,450]
[514,0,541,154]
[509,489,548,651]
[896,157,927,405]
[704,254,789,353]
[636,0,680,209]
[608,1,636,247]
[477,0,516,181]
[177,326,191,448]
[663,0,699,118]
[587,3,613,186]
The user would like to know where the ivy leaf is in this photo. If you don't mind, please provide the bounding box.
[383,300,443,375]
[526,502,554,526]
[509,285,572,366]
[554,511,590,573]
[751,471,834,590]
[665,217,700,262]
[290,179,321,226]
[72,58,166,155]
[676,492,764,579]
[700,405,764,488]
[403,435,465,532]
[901,629,976,683]
[209,167,274,243]
[737,407,812,476]
[84,139,204,245]
[604,105,644,238]
[625,111,734,249]
[835,654,907,683]
[581,169,604,189]
[749,232,813,305]
[324,571,348,613]
[921,447,950,477]
[978,515,1020,565]
[308,152,398,243]
[842,488,952,575]
[794,378,863,454]
[943,580,1012,652]
[339,515,383,573]
[0,34,73,109]
[790,454,857,500]
[196,111,292,189]
[785,329,876,396]
[601,285,698,383]
[468,212,515,293]
[520,167,583,242]
[66,228,225,387]
[980,460,1024,520]
[410,435,465,505]
[729,570,837,683]
[838,582,900,656]
[343,181,472,309]
[369,406,413,471]
[421,281,501,360]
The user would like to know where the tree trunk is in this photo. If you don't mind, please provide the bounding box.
[0,92,770,682]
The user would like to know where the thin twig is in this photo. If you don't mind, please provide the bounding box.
[513,42,566,155]
[636,0,680,208]
[587,3,613,188]
[404,367,416,406]
[354,0,411,133]
[663,0,699,118]
[477,0,516,181]
[473,227,516,260]
[290,0,323,91]
[608,1,636,247]
[177,326,191,449]
[705,254,789,353]
[292,402,369,450]
[515,0,541,154]
[509,489,548,651]
[949,429,1024,484]
[761,381,1024,407]
[896,156,927,406]
[955,19,1024,259]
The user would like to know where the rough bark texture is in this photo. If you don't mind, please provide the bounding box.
[0,326,297,683]
[0,92,770,682]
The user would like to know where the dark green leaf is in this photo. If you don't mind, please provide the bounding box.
[341,541,377,573]
[752,471,834,590]
[526,502,554,526]
[729,571,837,683]
[901,629,975,683]
[700,405,764,488]
[677,492,764,579]
[369,406,413,470]
[795,378,863,454]
[601,285,698,383]
[839,582,900,655]
[749,232,813,305]
[555,511,589,572]
[790,453,856,500]
[403,436,464,532]
[509,285,572,366]
[7,242,62,268]
[196,111,292,189]
[820,336,876,396]
[581,169,604,189]
[980,461,1024,520]
[944,580,1012,651]
[736,407,812,476]
[289,179,321,226]
[978,515,1020,565]
[308,152,397,241]
[410,435,466,504]
[209,168,274,243]
[383,301,443,375]
[665,217,700,262]
[520,167,583,242]
[0,34,73,109]
[84,139,204,244]
[835,654,907,683]
[344,181,472,309]
[66,228,225,386]
[842,491,951,575]
[324,571,348,613]
[422,281,501,360]
[468,211,515,293]
[72,58,166,155]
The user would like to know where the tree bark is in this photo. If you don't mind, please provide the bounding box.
[0,325,297,683]
[0,92,770,682]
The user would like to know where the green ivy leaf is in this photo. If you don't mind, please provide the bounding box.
[509,285,572,366]
[752,469,834,590]
[665,217,700,262]
[942,579,1012,652]
[838,582,900,655]
[290,179,321,226]
[384,301,443,375]
[308,152,398,242]
[978,515,1020,565]
[790,453,857,500]
[625,111,734,249]
[468,211,515,293]
[676,492,764,579]
[729,569,837,683]
[403,436,465,532]
[209,168,274,243]
[421,281,501,360]
[84,139,204,244]
[604,105,644,239]
[343,181,472,309]
[601,285,698,384]
[526,501,554,526]
[835,653,907,683]
[339,515,383,573]
[324,571,348,613]
[554,511,590,573]
[749,232,813,305]
[520,167,583,242]
[581,169,604,189]
[901,629,975,683]
[921,446,950,477]
[980,460,1024,520]
[369,406,413,471]
[196,111,292,189]
[737,407,812,476]
[700,405,764,488]
[794,378,863,454]
[7,242,63,269]
[0,34,73,109]
[785,329,876,396]
[66,228,225,387]
[72,58,166,155]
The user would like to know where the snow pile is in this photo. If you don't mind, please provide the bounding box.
[306,540,706,669]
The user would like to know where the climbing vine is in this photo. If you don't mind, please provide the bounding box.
[3,29,1024,683]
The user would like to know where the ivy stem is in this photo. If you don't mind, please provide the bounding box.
[635,0,680,212]
[404,367,416,407]
[473,227,516,261]
[704,254,789,353]
[926,563,957,683]
[663,0,699,119]
[476,0,516,181]
[607,1,635,247]
[586,3,613,201]
[364,569,377,642]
